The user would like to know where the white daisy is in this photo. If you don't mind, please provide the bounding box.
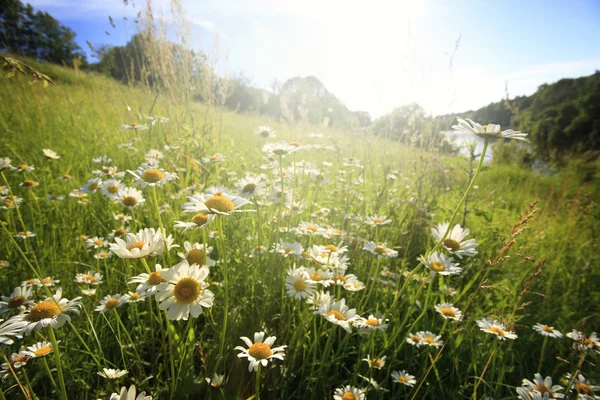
[92,156,112,164]
[155,263,214,320]
[110,228,175,259]
[570,373,600,399]
[305,267,334,287]
[182,191,254,215]
[42,149,60,159]
[100,179,125,199]
[20,179,39,188]
[81,177,102,193]
[201,153,226,163]
[174,213,215,232]
[0,284,34,314]
[452,117,529,142]
[353,314,389,333]
[0,157,12,171]
[11,288,82,334]
[236,174,267,198]
[285,268,316,300]
[95,294,129,313]
[362,354,386,369]
[74,271,104,286]
[11,163,35,172]
[533,323,563,339]
[234,331,286,372]
[435,303,463,321]
[363,241,398,259]
[262,141,299,157]
[392,370,416,387]
[476,318,518,340]
[122,123,148,130]
[431,222,478,258]
[116,187,146,209]
[255,125,276,138]
[205,373,225,388]
[419,251,462,276]
[109,384,152,400]
[520,373,564,399]
[274,240,304,258]
[129,264,168,296]
[567,330,600,354]
[86,236,108,249]
[0,319,27,345]
[319,298,357,333]
[147,115,169,124]
[418,331,444,348]
[333,385,365,400]
[365,215,392,226]
[176,242,216,268]
[128,166,177,188]
[22,341,56,358]
[98,368,129,379]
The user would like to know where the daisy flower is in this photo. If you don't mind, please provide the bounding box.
[116,187,146,209]
[95,294,129,313]
[42,149,60,159]
[0,284,34,314]
[94,251,112,260]
[533,323,563,339]
[0,260,8,270]
[363,241,398,259]
[147,115,169,124]
[431,222,478,258]
[363,354,386,369]
[182,191,254,215]
[274,240,304,258]
[570,373,600,399]
[174,213,215,232]
[419,251,461,276]
[129,264,169,296]
[333,385,365,400]
[365,215,392,226]
[110,228,175,259]
[81,177,102,193]
[176,241,216,268]
[22,341,56,358]
[109,226,131,239]
[100,179,125,199]
[37,276,60,288]
[206,373,225,388]
[86,236,108,249]
[11,288,82,334]
[114,213,133,224]
[452,117,529,142]
[0,352,29,380]
[255,125,276,138]
[98,368,129,379]
[320,298,357,333]
[566,330,600,354]
[307,291,333,313]
[520,373,564,399]
[122,123,148,130]
[201,153,226,163]
[20,179,39,188]
[235,332,286,372]
[0,319,26,345]
[418,331,443,348]
[48,194,65,201]
[92,155,112,164]
[74,271,104,286]
[14,231,36,239]
[476,318,518,340]
[305,267,334,287]
[125,291,146,303]
[237,174,267,198]
[435,303,463,321]
[128,166,177,188]
[262,141,299,157]
[11,163,35,172]
[294,221,326,236]
[109,384,152,400]
[155,263,214,320]
[354,314,389,333]
[2,195,22,209]
[0,157,12,171]
[406,332,423,347]
[285,269,316,300]
[392,370,416,387]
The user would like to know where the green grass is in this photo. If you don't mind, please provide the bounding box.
[0,60,598,400]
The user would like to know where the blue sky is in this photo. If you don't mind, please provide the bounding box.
[27,0,600,118]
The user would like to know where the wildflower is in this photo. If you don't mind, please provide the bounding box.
[274,240,304,258]
[295,221,326,236]
[262,141,299,157]
[11,163,35,172]
[95,294,128,313]
[0,260,8,270]
[206,373,225,388]
[109,226,131,239]
[453,117,529,142]
[418,331,444,348]
[566,330,600,354]
[365,215,392,226]
[36,276,59,288]
[11,288,82,334]
[182,191,254,215]
[406,332,423,347]
[81,288,97,296]
[98,368,129,379]
[0,285,34,314]
[147,115,169,124]
[100,179,125,199]
[569,373,600,399]
[520,373,565,399]
[48,194,65,201]
[109,384,152,400]
[126,291,146,303]
[363,354,386,369]
[22,341,56,358]
[175,241,216,268]
[307,291,333,313]
[14,231,36,239]
[81,177,102,193]
[392,370,416,387]
[435,303,463,321]
[235,332,286,372]
[86,236,108,249]
[1,195,22,209]
[237,174,267,198]
[333,385,366,400]
[476,318,518,340]
[92,156,112,164]
[0,319,26,345]
[155,263,214,320]
[363,241,398,259]
[116,187,146,209]
[94,251,112,260]
[74,271,104,286]
[174,213,215,232]
[0,352,28,380]
[419,251,461,276]
[129,166,177,188]
[0,157,12,171]
[122,123,148,130]
[533,323,563,339]
[305,267,334,287]
[114,213,133,224]
[255,125,276,138]
[42,149,60,159]
[201,153,226,163]
[431,222,478,258]
[354,314,389,334]
[20,179,39,188]
[285,268,316,300]
[320,298,357,333]
[110,228,175,260]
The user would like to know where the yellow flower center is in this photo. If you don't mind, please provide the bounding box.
[83,275,96,283]
[22,180,36,187]
[411,335,421,343]
[12,355,28,364]
[94,240,104,246]
[8,296,26,309]
[129,293,140,301]
[113,228,127,237]
[148,271,166,285]
[192,213,209,226]
[443,238,460,251]
[365,318,380,327]
[372,218,383,224]
[323,244,338,253]
[305,225,318,232]
[541,325,554,333]
[204,193,235,213]
[310,273,323,281]
[328,310,345,321]
[534,385,554,396]
[342,392,357,400]
[439,307,456,318]
[289,141,301,147]
[283,247,293,254]
[42,278,54,284]
[63,174,71,180]
[108,185,119,194]
[373,247,387,255]
[18,164,28,170]
[187,249,206,266]
[430,261,446,272]
[399,376,408,383]
[88,183,99,191]
[259,130,270,137]
[489,327,505,336]
[104,298,120,310]
[334,275,347,284]
[373,359,383,368]
[97,252,109,258]
[27,301,61,322]
[141,169,165,183]
[248,342,272,359]
[294,279,306,291]
[423,337,434,344]
[122,196,137,207]
[3,199,14,208]
[242,183,256,193]
[576,383,593,395]
[173,278,201,304]
[128,241,145,251]
[34,347,52,357]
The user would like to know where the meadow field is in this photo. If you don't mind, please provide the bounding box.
[0,60,599,400]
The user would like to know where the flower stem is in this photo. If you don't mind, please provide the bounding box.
[48,328,68,400]
[255,365,261,400]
